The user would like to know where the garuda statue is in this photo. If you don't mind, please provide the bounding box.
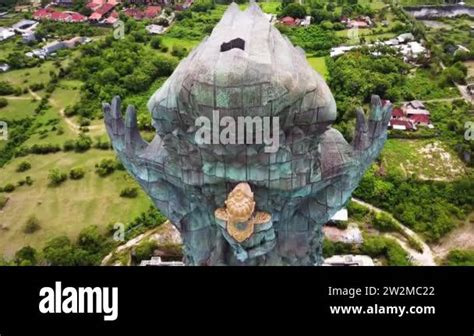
[103,2,392,265]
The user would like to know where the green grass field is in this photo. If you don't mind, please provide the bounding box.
[0,97,39,121]
[307,56,329,79]
[240,1,281,13]
[160,36,200,51]
[0,61,57,90]
[0,149,152,257]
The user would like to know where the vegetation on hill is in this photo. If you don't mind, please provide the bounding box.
[443,249,474,266]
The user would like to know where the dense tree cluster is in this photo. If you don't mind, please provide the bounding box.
[69,37,177,118]
[278,24,342,54]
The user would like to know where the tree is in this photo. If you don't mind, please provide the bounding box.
[0,81,15,95]
[281,3,306,19]
[95,159,116,177]
[43,236,77,266]
[134,240,157,262]
[150,36,162,50]
[326,2,336,12]
[120,187,138,198]
[442,66,465,84]
[23,216,41,234]
[16,161,31,172]
[69,167,85,180]
[77,226,106,255]
[0,97,7,108]
[15,246,38,266]
[48,169,67,186]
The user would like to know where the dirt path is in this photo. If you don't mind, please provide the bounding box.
[352,198,436,266]
[33,88,104,135]
[400,97,465,104]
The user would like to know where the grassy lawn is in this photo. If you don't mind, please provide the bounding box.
[0,37,20,59]
[239,1,281,13]
[307,56,329,79]
[0,13,23,28]
[381,139,466,180]
[160,36,199,51]
[0,62,57,90]
[0,149,152,257]
[0,97,39,121]
[23,79,91,147]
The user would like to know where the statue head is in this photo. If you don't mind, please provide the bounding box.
[225,183,255,223]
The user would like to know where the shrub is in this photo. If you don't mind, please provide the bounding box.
[25,176,33,185]
[3,184,15,193]
[360,236,411,266]
[347,201,371,221]
[48,169,67,186]
[443,249,474,266]
[30,143,61,154]
[63,140,75,151]
[95,159,116,177]
[120,187,138,198]
[150,36,162,49]
[280,3,306,19]
[0,81,15,95]
[23,216,41,234]
[74,134,92,152]
[69,167,85,180]
[372,212,399,232]
[94,138,110,150]
[171,45,188,58]
[79,118,91,127]
[134,240,157,262]
[0,195,8,210]
[15,246,37,265]
[16,161,31,172]
[0,97,8,108]
[323,239,354,258]
[29,83,44,92]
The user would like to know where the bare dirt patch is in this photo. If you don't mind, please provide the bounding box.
[431,212,474,260]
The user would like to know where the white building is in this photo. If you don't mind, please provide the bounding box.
[0,64,10,72]
[140,256,184,266]
[145,24,165,35]
[323,255,374,266]
[0,27,15,42]
[12,19,38,33]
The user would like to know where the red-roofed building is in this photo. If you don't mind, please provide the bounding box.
[90,3,116,21]
[124,8,145,20]
[144,5,161,19]
[50,11,69,21]
[33,8,51,20]
[69,12,87,23]
[281,16,296,26]
[410,114,431,126]
[389,101,433,131]
[89,12,103,21]
[104,11,119,25]
[391,107,404,118]
[34,9,87,23]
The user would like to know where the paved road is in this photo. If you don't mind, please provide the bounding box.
[352,198,436,266]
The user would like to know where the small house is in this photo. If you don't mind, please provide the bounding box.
[280,16,296,26]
